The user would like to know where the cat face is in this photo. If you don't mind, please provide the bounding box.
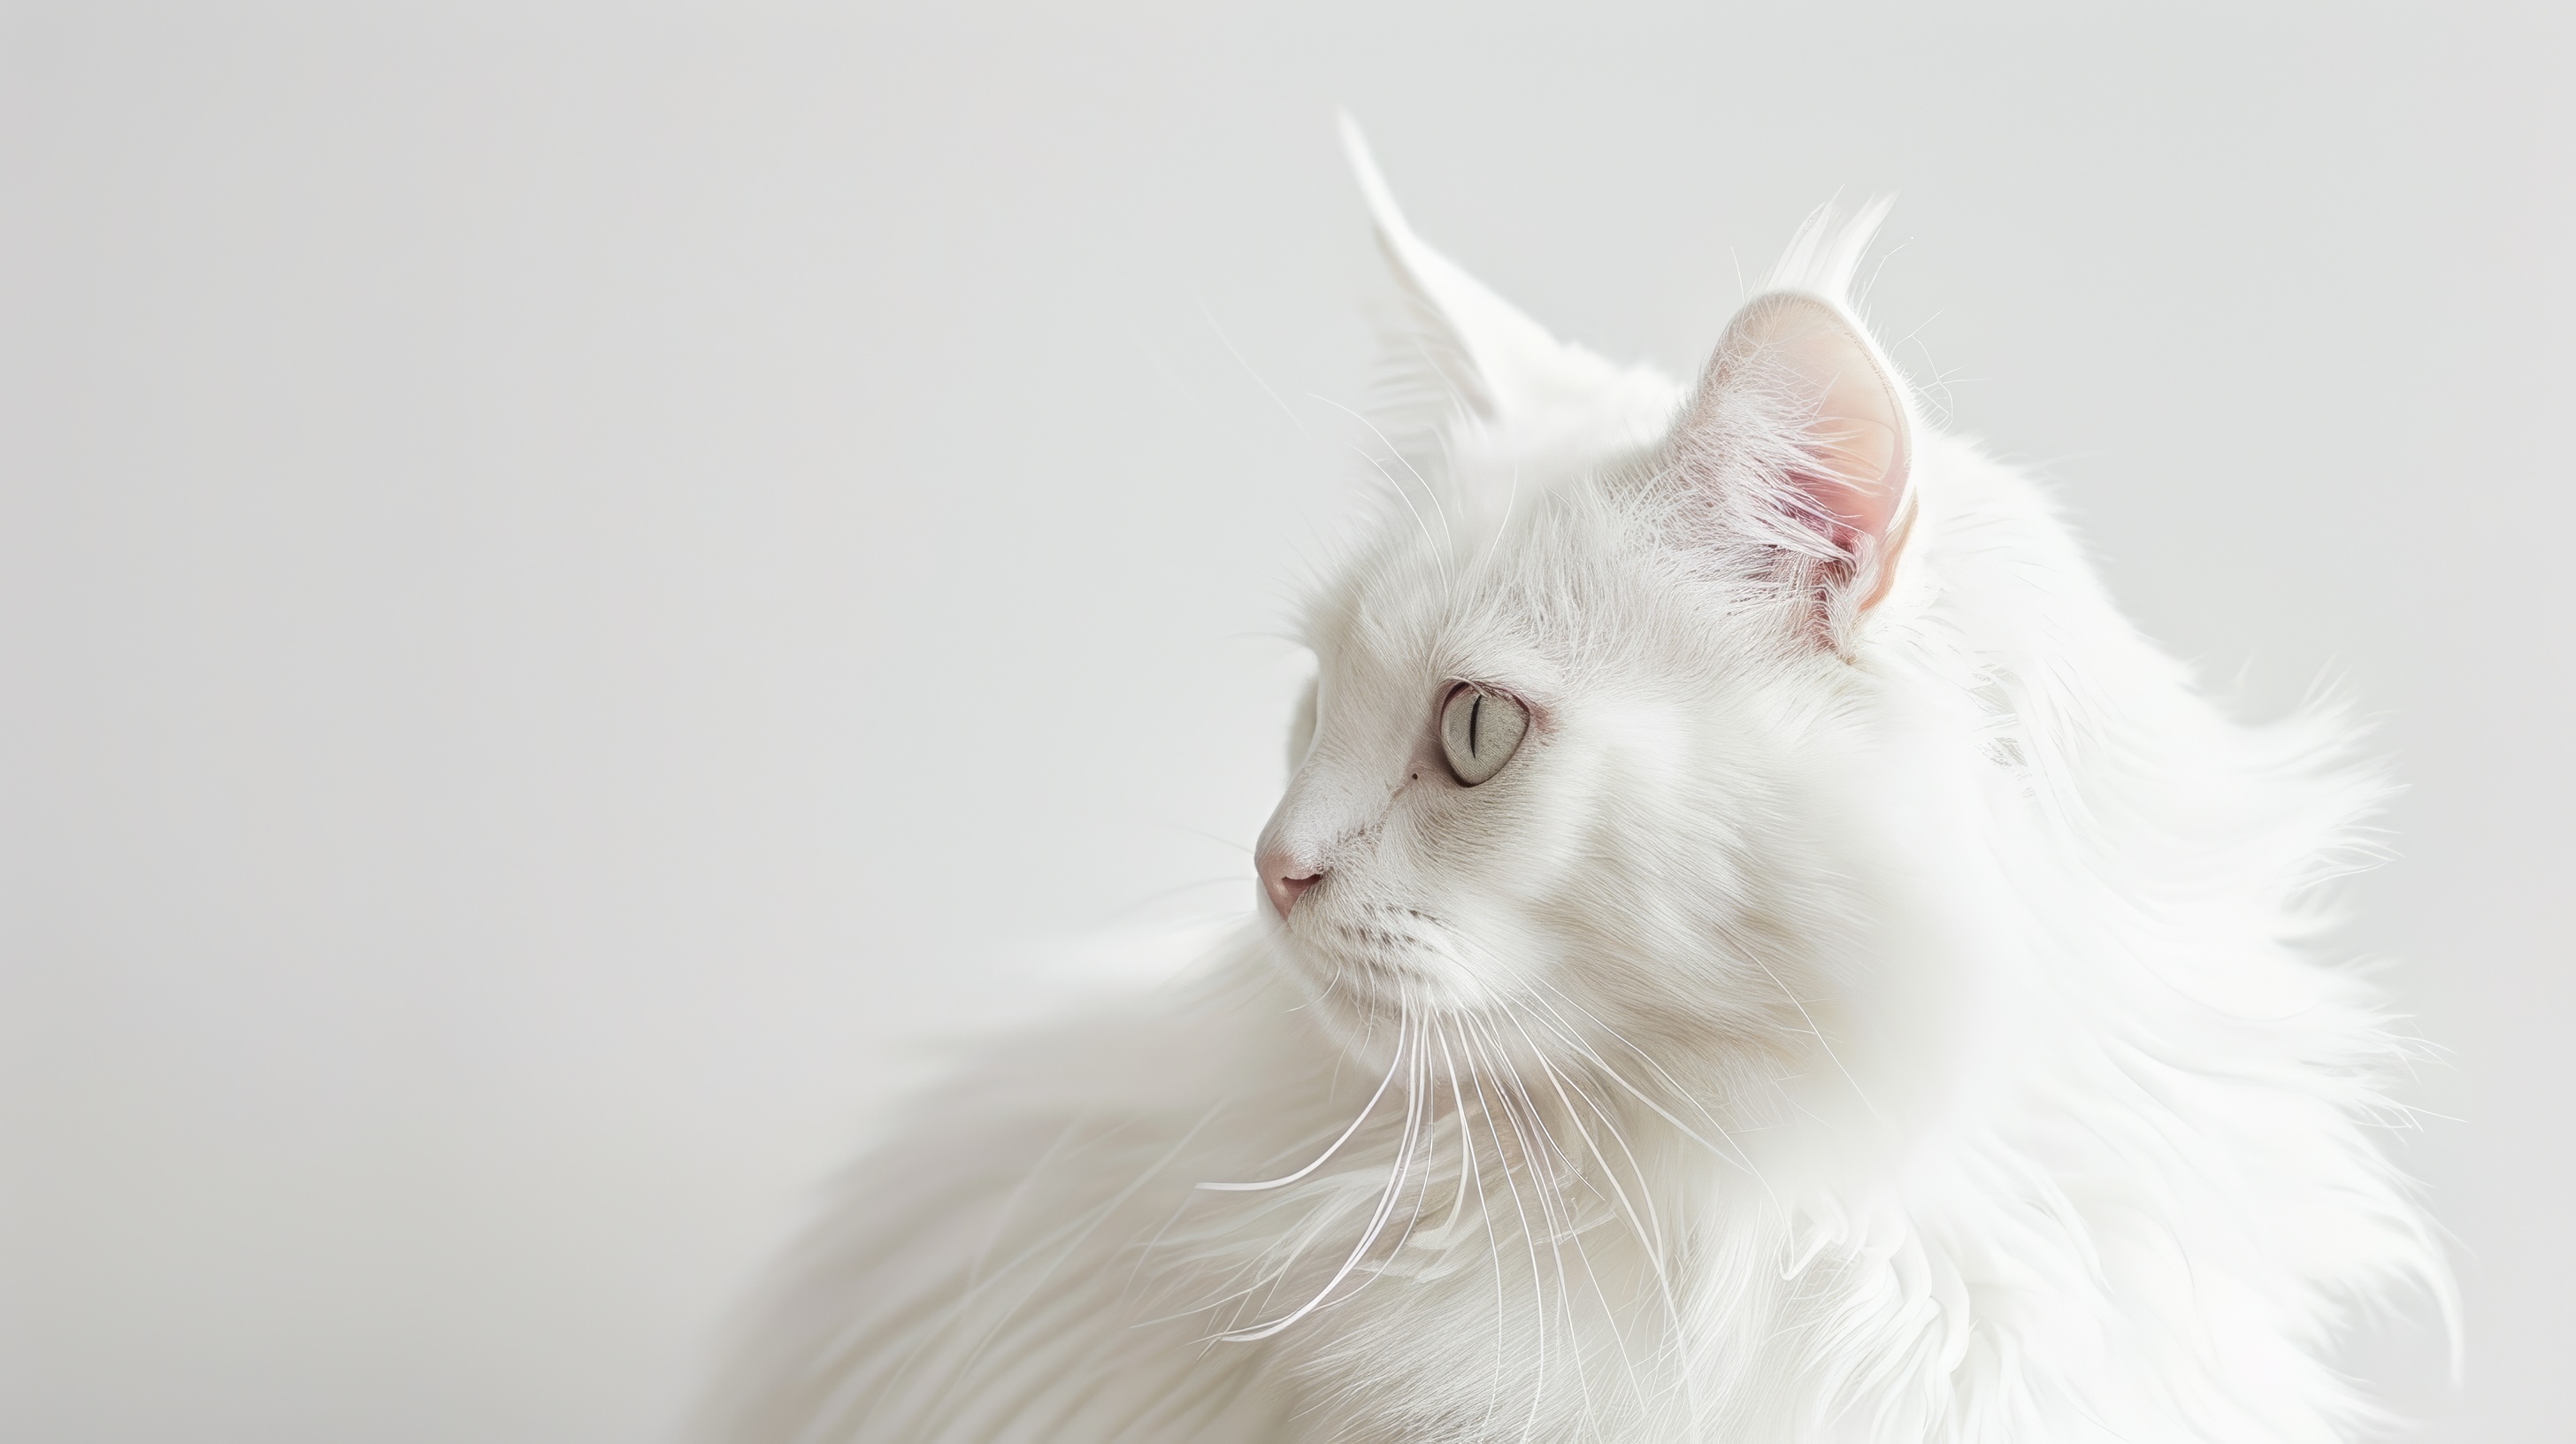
[1253,128,1914,1071]
[1255,486,1850,1071]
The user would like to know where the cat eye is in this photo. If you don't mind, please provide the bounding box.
[1438,684,1529,787]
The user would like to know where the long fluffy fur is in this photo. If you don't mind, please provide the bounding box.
[694,136,2450,1444]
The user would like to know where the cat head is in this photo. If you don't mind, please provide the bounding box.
[1254,123,1922,1080]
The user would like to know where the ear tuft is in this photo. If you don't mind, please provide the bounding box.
[1766,196,1898,305]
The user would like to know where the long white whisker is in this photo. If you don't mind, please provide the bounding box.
[1198,1028,1403,1193]
[1483,1010,1623,1431]
[1457,1016,1551,1442]
[1500,1000,1692,1422]
[1517,982,1783,1211]
[1475,457,1522,580]
[1310,392,1457,589]
[1362,1010,1447,1282]
[1434,926,1742,1155]
[1211,1011,1426,1341]
[1346,441,1450,582]
[1499,1000,1668,1271]
[1432,1018,1515,1438]
[1197,299,1314,447]
[1459,1012,1572,1444]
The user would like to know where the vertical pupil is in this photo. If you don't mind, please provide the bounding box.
[1468,694,1482,756]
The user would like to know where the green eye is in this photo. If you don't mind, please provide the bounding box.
[1438,685,1529,787]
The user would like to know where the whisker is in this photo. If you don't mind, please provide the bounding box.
[1429,1016,1514,1437]
[1455,1016,1552,1441]
[1309,391,1459,595]
[1459,1012,1565,1444]
[1518,981,1783,1211]
[1501,1001,1691,1419]
[1209,1011,1425,1341]
[1197,1025,1403,1193]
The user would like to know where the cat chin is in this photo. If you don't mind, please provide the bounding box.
[1261,940,1608,1087]
[1286,991,1586,1095]
[1268,949,1479,1043]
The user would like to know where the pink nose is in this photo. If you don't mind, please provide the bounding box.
[1258,849,1322,920]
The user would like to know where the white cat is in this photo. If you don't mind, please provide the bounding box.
[695,122,2451,1444]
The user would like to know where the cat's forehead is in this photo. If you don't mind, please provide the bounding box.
[1306,493,1657,693]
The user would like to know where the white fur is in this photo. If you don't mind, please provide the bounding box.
[695,130,2451,1444]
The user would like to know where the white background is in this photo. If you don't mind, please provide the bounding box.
[5,4,2568,1440]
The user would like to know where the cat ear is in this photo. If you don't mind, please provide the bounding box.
[1338,117,1681,476]
[1669,202,1915,630]
[1337,115,1563,432]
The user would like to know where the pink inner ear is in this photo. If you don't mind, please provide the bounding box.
[1722,295,1912,606]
